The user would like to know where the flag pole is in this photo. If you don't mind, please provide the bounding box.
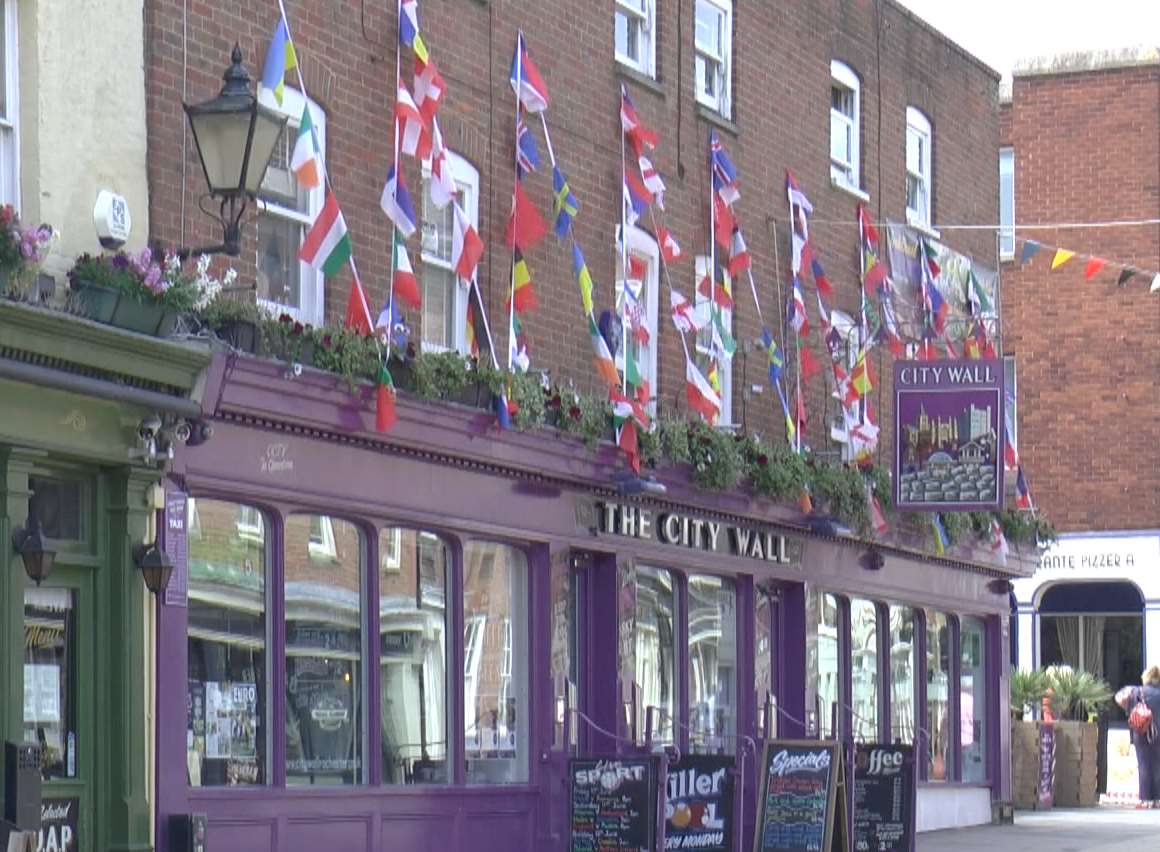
[618,86,630,399]
[507,34,524,373]
[384,0,404,364]
[537,112,557,169]
[706,133,718,423]
[788,185,803,454]
[857,206,868,428]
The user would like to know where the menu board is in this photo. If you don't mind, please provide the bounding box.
[570,757,659,852]
[1037,723,1055,809]
[754,740,847,852]
[665,755,734,851]
[852,745,915,852]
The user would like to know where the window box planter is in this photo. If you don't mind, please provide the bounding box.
[214,319,261,355]
[73,282,177,337]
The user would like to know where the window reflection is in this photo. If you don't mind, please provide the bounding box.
[851,599,878,743]
[284,514,363,785]
[463,541,528,783]
[380,528,448,784]
[24,588,76,779]
[927,610,951,780]
[961,616,987,783]
[807,590,842,738]
[187,498,266,786]
[688,575,735,752]
[890,606,916,745]
[755,592,774,736]
[628,566,678,745]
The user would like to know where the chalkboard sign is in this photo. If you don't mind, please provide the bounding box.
[852,744,915,852]
[665,755,734,851]
[1037,723,1055,809]
[570,757,660,852]
[754,740,848,852]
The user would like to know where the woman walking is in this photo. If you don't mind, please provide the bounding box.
[1116,665,1160,807]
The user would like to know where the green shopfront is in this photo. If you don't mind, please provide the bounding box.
[0,302,211,852]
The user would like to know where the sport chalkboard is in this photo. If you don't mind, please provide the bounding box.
[852,744,915,852]
[570,757,660,852]
[754,740,848,852]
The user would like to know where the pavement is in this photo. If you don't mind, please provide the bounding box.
[918,806,1160,851]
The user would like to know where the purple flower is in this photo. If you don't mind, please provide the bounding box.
[144,265,163,292]
[112,253,130,269]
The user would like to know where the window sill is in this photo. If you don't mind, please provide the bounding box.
[906,217,941,241]
[1000,253,1015,264]
[617,64,664,99]
[695,103,738,137]
[831,178,870,203]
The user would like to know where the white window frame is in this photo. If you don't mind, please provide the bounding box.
[235,505,264,544]
[380,527,401,572]
[615,0,656,78]
[255,87,326,325]
[0,0,20,212]
[694,0,732,119]
[830,61,862,195]
[999,147,1015,259]
[905,107,933,230]
[615,225,660,416]
[307,515,337,561]
[419,151,478,355]
[693,255,733,427]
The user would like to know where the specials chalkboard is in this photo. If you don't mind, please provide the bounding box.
[570,757,660,852]
[754,740,848,852]
[852,744,915,852]
[665,755,734,851]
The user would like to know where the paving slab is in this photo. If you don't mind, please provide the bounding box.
[917,807,1160,852]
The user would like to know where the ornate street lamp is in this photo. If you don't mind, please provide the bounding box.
[11,515,56,585]
[182,44,288,257]
[134,543,174,596]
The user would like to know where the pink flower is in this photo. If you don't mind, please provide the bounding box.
[144,265,163,292]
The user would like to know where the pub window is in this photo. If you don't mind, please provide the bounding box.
[0,0,19,210]
[926,609,952,780]
[850,598,879,743]
[187,499,267,787]
[420,151,478,353]
[550,554,580,751]
[754,591,775,736]
[463,541,529,783]
[28,475,87,543]
[284,514,364,785]
[687,574,736,752]
[380,528,449,785]
[627,565,678,745]
[960,615,988,783]
[889,605,917,745]
[24,588,77,779]
[616,226,660,414]
[807,589,843,738]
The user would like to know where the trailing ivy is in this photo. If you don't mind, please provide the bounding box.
[686,421,743,491]
[806,457,871,534]
[412,350,471,400]
[554,388,613,449]
[744,437,808,502]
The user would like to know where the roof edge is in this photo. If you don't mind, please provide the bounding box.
[1014,46,1160,78]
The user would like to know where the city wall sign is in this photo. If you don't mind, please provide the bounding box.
[595,501,801,564]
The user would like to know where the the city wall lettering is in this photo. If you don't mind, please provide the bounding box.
[898,363,996,386]
[598,502,792,563]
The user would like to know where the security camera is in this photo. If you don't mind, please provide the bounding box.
[137,413,163,442]
[185,421,214,447]
[172,421,193,444]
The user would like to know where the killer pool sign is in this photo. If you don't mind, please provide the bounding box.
[665,755,734,851]
[893,360,1004,511]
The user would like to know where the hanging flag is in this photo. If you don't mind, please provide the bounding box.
[966,270,992,316]
[590,314,620,388]
[552,166,579,237]
[380,163,418,237]
[399,0,430,64]
[638,156,666,208]
[764,329,783,382]
[800,345,821,382]
[391,231,421,309]
[851,350,872,397]
[509,33,550,113]
[685,358,722,422]
[671,290,709,333]
[623,168,651,225]
[786,171,813,275]
[727,228,751,276]
[794,388,808,435]
[931,514,950,556]
[990,518,1009,565]
[697,272,733,310]
[1083,257,1107,281]
[376,301,410,350]
[1151,274,1160,294]
[375,365,397,432]
[611,393,642,473]
[620,85,658,155]
[299,191,352,276]
[510,315,531,372]
[788,276,809,337]
[344,273,375,336]
[505,182,549,250]
[428,119,457,209]
[507,251,538,313]
[917,337,937,362]
[712,192,735,250]
[493,389,514,429]
[413,56,445,126]
[395,85,432,160]
[572,241,595,316]
[628,254,648,281]
[711,308,736,360]
[290,105,322,189]
[1050,248,1075,270]
[879,294,905,357]
[657,227,683,263]
[709,130,740,205]
[260,18,298,106]
[465,300,480,357]
[921,240,941,280]
[452,202,485,282]
[1015,466,1034,510]
[1019,239,1041,265]
[516,117,540,178]
[811,257,833,300]
[1117,266,1138,287]
[869,493,888,535]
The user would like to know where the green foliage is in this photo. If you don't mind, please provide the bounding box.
[412,350,471,401]
[686,421,743,491]
[553,388,612,449]
[261,314,316,366]
[806,457,870,533]
[745,437,808,502]
[941,512,970,545]
[68,251,204,312]
[311,326,381,390]
[507,371,546,430]
[998,509,1056,547]
[199,295,269,327]
[657,417,692,465]
[1046,666,1112,721]
[865,464,893,511]
[1010,668,1051,719]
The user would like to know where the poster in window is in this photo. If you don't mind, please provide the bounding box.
[204,682,229,759]
[38,797,79,852]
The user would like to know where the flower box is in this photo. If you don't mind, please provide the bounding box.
[73,282,177,337]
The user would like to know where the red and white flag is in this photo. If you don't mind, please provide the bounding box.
[727,228,751,276]
[428,119,457,209]
[685,357,722,422]
[413,56,445,126]
[657,226,683,263]
[395,84,432,159]
[452,202,484,282]
[638,156,665,209]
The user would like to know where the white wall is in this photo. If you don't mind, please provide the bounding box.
[19,0,149,279]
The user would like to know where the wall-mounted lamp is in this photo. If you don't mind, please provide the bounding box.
[987,578,1014,595]
[135,543,174,596]
[860,548,886,571]
[11,516,56,585]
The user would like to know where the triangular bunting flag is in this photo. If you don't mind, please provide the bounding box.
[344,274,374,336]
[505,182,548,250]
[375,365,397,432]
[1050,247,1074,270]
[1083,257,1107,281]
[1117,266,1138,287]
[1019,240,1040,265]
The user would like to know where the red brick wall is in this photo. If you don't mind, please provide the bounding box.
[1002,64,1160,531]
[145,0,998,454]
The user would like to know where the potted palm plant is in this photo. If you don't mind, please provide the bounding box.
[1046,666,1112,807]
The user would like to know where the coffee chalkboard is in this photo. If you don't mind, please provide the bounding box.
[570,757,659,852]
[665,755,734,851]
[852,744,915,852]
[754,740,848,852]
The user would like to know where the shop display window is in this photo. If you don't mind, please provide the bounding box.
[24,588,77,778]
[550,554,579,751]
[187,498,267,786]
[463,541,529,783]
[926,610,952,780]
[807,590,843,738]
[889,606,917,745]
[754,592,775,736]
[960,616,987,783]
[627,565,678,745]
[284,514,364,785]
[687,575,736,752]
[379,528,449,785]
[850,598,879,743]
